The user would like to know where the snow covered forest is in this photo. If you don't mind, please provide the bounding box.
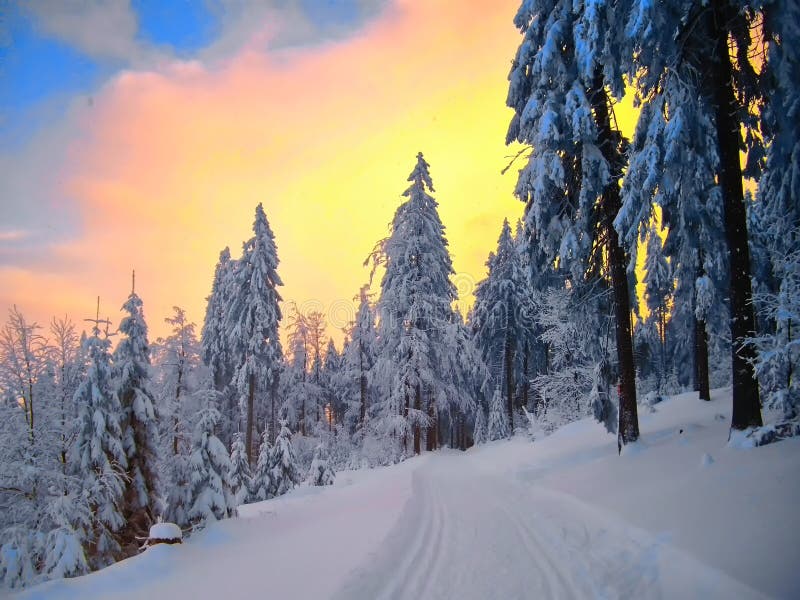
[1,0,799,595]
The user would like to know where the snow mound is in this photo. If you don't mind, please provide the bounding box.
[148,523,182,541]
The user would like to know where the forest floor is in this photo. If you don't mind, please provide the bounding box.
[19,389,800,599]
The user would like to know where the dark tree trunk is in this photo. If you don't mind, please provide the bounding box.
[426,400,435,451]
[695,315,711,401]
[173,362,183,455]
[708,0,762,430]
[359,345,367,425]
[591,69,640,450]
[270,376,278,443]
[413,385,421,455]
[246,374,255,466]
[522,342,530,411]
[504,334,515,432]
[403,391,409,453]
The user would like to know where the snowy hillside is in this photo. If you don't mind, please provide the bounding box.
[19,388,799,599]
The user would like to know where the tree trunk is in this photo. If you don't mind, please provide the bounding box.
[413,385,421,455]
[695,315,711,401]
[426,400,435,451]
[270,376,278,443]
[591,69,640,450]
[708,0,762,430]
[522,342,530,411]
[246,374,255,466]
[359,345,367,426]
[504,334,515,432]
[403,391,409,453]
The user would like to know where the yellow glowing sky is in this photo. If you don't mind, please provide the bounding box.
[1,0,641,345]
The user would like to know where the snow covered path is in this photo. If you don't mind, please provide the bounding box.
[335,451,765,600]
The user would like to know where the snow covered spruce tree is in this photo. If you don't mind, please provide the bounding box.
[113,279,161,556]
[322,338,343,431]
[487,387,510,441]
[226,204,283,462]
[202,247,238,447]
[471,218,535,431]
[249,429,272,502]
[268,420,301,497]
[749,0,800,426]
[282,309,324,437]
[187,396,236,526]
[373,153,474,456]
[71,305,126,567]
[642,227,673,395]
[505,0,639,448]
[620,0,764,431]
[473,404,488,445]
[306,444,335,486]
[341,286,376,435]
[154,307,203,528]
[615,28,729,405]
[229,431,251,507]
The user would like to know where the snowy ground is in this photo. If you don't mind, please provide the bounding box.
[19,388,800,599]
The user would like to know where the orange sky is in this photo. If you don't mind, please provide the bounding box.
[1,0,640,346]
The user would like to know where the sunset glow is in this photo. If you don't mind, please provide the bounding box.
[0,0,640,342]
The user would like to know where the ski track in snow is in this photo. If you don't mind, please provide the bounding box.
[335,451,766,600]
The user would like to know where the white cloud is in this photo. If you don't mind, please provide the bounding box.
[24,0,166,65]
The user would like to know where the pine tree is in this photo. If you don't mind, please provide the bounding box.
[227,204,283,462]
[472,219,535,429]
[322,339,343,431]
[268,421,301,497]
[71,303,126,567]
[154,307,202,529]
[202,247,238,447]
[114,279,161,555]
[342,286,376,434]
[487,387,510,441]
[642,227,673,394]
[752,1,800,422]
[187,396,236,526]
[229,432,251,507]
[621,0,763,431]
[249,430,272,502]
[506,0,639,449]
[374,153,468,456]
[473,405,488,445]
[306,444,335,486]
[283,309,324,436]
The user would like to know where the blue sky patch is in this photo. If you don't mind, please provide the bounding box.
[133,0,221,55]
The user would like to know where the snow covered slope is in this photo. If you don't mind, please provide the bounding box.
[19,388,799,599]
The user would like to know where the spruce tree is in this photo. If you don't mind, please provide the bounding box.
[374,153,468,455]
[202,247,238,447]
[114,280,161,555]
[642,228,673,394]
[306,444,335,487]
[229,432,251,507]
[472,219,535,429]
[187,397,236,526]
[71,305,126,567]
[227,204,283,463]
[621,0,763,430]
[506,0,639,448]
[487,387,510,441]
[342,286,376,433]
[268,421,301,497]
[249,430,272,502]
[473,405,488,445]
